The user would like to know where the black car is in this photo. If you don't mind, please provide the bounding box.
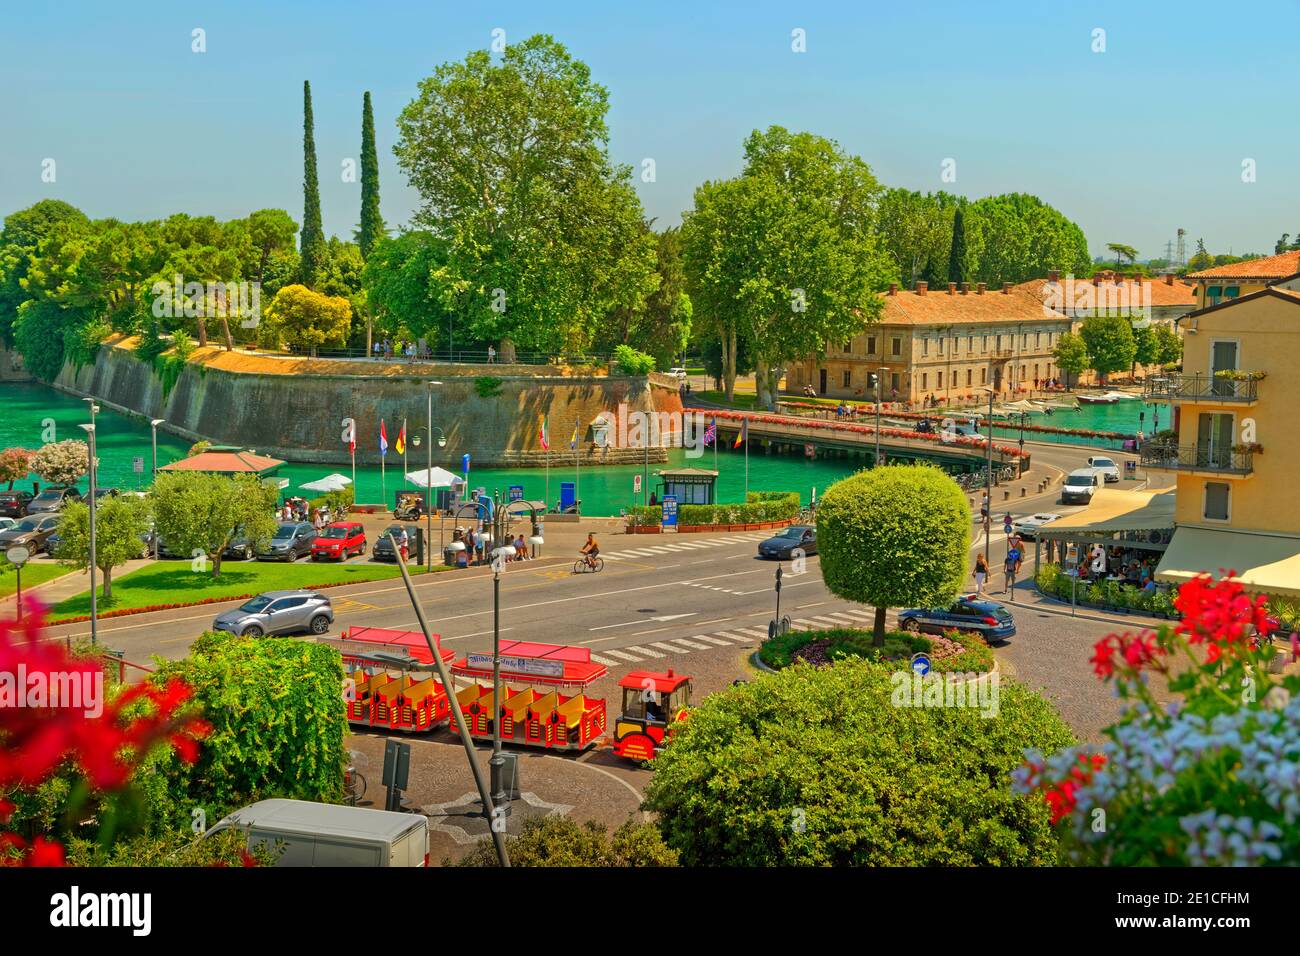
[898,597,1017,643]
[757,525,817,560]
[26,486,82,515]
[0,491,34,517]
[221,526,260,561]
[257,522,317,562]
[371,524,413,562]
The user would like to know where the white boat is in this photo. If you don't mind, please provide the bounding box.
[1076,393,1120,405]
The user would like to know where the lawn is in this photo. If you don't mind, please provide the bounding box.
[48,560,440,620]
[697,390,761,410]
[0,562,72,600]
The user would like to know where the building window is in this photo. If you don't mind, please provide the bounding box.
[996,334,1003,352]
[920,373,928,390]
[867,335,876,355]
[965,368,972,386]
[982,335,989,351]
[951,370,958,388]
[890,372,900,393]
[1206,285,1222,306]
[843,341,852,354]
[1224,286,1240,299]
[980,367,987,385]
[842,370,851,388]
[1204,482,1230,521]
[923,337,930,357]
[1035,332,1041,349]
[891,338,901,357]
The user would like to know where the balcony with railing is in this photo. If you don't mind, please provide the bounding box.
[1139,442,1255,477]
[1143,373,1259,404]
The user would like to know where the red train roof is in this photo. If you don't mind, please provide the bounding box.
[617,669,691,693]
[335,626,455,666]
[452,640,608,686]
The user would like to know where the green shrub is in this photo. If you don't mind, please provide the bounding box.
[644,659,1074,865]
[759,626,993,673]
[474,376,504,398]
[612,344,656,376]
[817,465,969,644]
[146,632,348,828]
[626,490,800,528]
[454,817,677,867]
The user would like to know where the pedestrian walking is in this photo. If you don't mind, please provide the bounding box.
[973,553,989,596]
[487,345,496,364]
[980,493,989,521]
[1004,545,1021,594]
[397,526,409,563]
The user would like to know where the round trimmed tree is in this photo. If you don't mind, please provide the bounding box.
[817,464,970,645]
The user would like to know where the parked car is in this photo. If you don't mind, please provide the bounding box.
[221,526,259,561]
[371,524,413,562]
[92,487,121,501]
[1061,468,1104,505]
[26,486,82,515]
[1011,512,1061,540]
[1086,456,1121,483]
[667,367,688,382]
[311,522,367,561]
[898,597,1017,643]
[0,517,17,533]
[0,491,34,518]
[0,514,62,553]
[211,590,334,637]
[757,525,817,559]
[206,799,428,867]
[257,522,317,561]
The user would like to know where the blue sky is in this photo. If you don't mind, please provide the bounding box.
[3,0,1297,260]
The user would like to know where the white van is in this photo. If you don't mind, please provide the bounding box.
[1061,468,1104,505]
[207,799,429,867]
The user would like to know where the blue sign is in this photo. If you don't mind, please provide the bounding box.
[560,482,576,512]
[509,485,524,503]
[910,652,931,677]
[661,494,678,528]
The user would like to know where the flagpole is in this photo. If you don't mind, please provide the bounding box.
[402,416,408,485]
[744,420,749,500]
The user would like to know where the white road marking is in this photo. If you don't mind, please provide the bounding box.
[650,642,682,653]
[691,635,735,646]
[605,649,649,662]
[589,653,617,665]
[624,645,664,658]
[668,638,711,650]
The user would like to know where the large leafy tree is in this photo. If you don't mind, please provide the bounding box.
[873,188,960,286]
[1053,331,1089,389]
[597,226,692,370]
[151,472,278,579]
[362,231,451,345]
[1079,314,1137,382]
[356,91,385,259]
[1131,323,1159,373]
[258,283,352,355]
[947,206,968,284]
[963,193,1090,285]
[1107,242,1139,269]
[243,209,298,290]
[1153,323,1182,366]
[0,200,90,347]
[29,439,89,486]
[299,81,327,288]
[53,495,151,600]
[683,126,896,406]
[816,465,970,644]
[0,448,32,489]
[393,34,656,353]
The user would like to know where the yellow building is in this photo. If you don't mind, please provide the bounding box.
[1184,249,1300,310]
[1150,286,1300,598]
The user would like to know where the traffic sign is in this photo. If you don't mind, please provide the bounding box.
[133,456,144,473]
[508,485,523,502]
[660,494,677,529]
[633,474,642,495]
[910,652,931,677]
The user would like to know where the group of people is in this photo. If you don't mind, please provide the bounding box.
[447,526,533,567]
[278,498,334,529]
[372,338,424,362]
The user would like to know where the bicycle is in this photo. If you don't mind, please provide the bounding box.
[344,765,367,806]
[573,555,604,574]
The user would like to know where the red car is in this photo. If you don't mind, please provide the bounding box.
[310,522,367,561]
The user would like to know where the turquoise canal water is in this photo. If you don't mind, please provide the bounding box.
[0,382,1144,514]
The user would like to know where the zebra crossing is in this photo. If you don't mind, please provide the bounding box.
[586,606,891,666]
[600,532,776,561]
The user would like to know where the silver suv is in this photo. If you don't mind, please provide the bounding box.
[211,590,333,637]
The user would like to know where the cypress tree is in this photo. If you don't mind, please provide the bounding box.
[299,80,326,288]
[947,206,967,285]
[357,91,385,259]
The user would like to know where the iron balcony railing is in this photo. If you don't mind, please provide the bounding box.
[1140,442,1254,475]
[1144,373,1258,402]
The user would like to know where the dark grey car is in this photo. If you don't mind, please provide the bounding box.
[211,590,334,638]
[26,486,82,515]
[757,525,817,560]
[257,522,317,561]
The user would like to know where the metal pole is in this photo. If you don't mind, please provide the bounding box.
[386,530,509,866]
[874,371,881,466]
[490,493,508,816]
[82,423,98,646]
[151,421,161,561]
[984,388,993,565]
[427,387,434,571]
[14,564,21,622]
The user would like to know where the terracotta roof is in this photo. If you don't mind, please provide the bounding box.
[1185,250,1300,281]
[1013,274,1196,309]
[1186,285,1300,318]
[876,284,1056,327]
[159,450,285,474]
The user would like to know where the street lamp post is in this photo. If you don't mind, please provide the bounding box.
[979,386,994,565]
[79,418,98,646]
[487,493,519,819]
[150,419,164,560]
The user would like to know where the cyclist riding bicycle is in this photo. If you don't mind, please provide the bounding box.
[579,532,600,569]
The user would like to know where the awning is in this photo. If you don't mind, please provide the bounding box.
[1037,489,1175,535]
[1156,527,1300,598]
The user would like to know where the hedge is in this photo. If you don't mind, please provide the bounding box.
[643,658,1075,865]
[626,490,800,528]
[1034,563,1178,618]
[759,626,994,673]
